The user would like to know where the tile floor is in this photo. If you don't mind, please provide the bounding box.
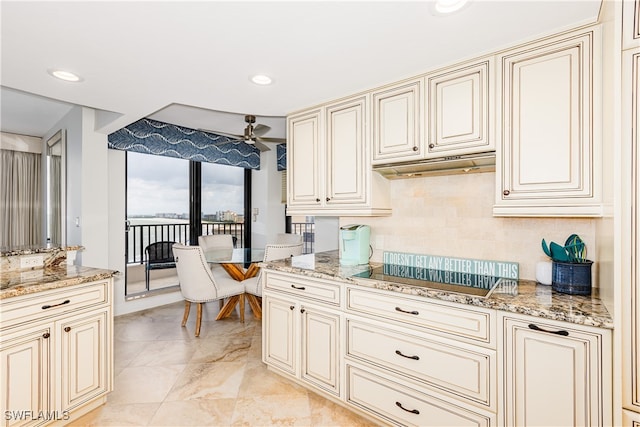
[70,301,377,426]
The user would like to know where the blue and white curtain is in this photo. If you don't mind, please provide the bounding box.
[108,118,261,169]
[277,143,286,171]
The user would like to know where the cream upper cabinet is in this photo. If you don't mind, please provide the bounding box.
[425,57,494,157]
[500,314,611,427]
[624,46,640,415]
[624,0,640,50]
[494,27,603,217]
[371,78,424,164]
[287,95,391,216]
[287,108,323,208]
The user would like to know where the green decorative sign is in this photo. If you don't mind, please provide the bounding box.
[382,251,519,280]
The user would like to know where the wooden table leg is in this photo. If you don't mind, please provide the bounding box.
[246,295,262,320]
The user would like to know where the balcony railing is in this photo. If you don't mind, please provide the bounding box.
[127,221,314,264]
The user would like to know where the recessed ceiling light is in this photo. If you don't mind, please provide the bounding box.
[47,68,83,82]
[250,74,273,85]
[433,0,470,15]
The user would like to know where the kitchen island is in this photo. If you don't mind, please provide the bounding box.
[260,250,612,426]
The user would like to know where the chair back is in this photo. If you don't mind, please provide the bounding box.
[172,244,220,302]
[264,243,304,262]
[275,233,303,245]
[198,234,234,251]
[145,241,176,264]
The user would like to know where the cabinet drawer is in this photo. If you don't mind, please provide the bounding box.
[347,287,493,345]
[0,281,109,327]
[264,272,340,305]
[346,364,495,427]
[346,319,495,409]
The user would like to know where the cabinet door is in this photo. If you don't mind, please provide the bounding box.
[625,47,640,413]
[58,309,110,412]
[372,79,424,164]
[0,324,51,427]
[495,28,601,216]
[325,95,368,206]
[287,109,323,207]
[624,0,640,50]
[502,317,608,426]
[300,304,340,395]
[263,294,297,375]
[426,58,494,156]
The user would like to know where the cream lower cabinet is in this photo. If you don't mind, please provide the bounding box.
[494,27,603,217]
[0,279,113,427]
[286,95,391,217]
[262,271,341,396]
[500,313,612,426]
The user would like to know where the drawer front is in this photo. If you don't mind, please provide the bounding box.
[346,364,495,427]
[347,287,493,345]
[347,319,495,409]
[0,281,109,327]
[264,272,341,305]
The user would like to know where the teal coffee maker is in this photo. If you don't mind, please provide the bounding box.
[340,224,371,266]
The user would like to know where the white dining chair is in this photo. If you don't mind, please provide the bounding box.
[172,243,246,337]
[275,233,304,245]
[198,234,235,251]
[243,243,304,319]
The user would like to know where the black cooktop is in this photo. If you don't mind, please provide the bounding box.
[352,264,503,298]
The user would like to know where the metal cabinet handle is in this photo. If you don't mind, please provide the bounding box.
[503,190,510,196]
[395,350,419,360]
[42,299,70,310]
[64,326,71,333]
[42,332,50,339]
[395,306,419,315]
[395,401,420,415]
[528,323,569,336]
[291,284,306,290]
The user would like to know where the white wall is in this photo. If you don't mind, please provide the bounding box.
[250,149,286,248]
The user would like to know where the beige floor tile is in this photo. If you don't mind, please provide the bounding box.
[67,402,161,426]
[108,364,187,405]
[238,360,309,398]
[165,361,246,401]
[190,334,253,363]
[147,399,236,426]
[129,339,200,367]
[308,392,379,427]
[230,394,312,426]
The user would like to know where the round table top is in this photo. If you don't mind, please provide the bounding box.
[203,248,265,264]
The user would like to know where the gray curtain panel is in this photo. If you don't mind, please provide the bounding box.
[1,149,42,248]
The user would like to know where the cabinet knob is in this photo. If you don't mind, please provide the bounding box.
[42,332,50,339]
[428,144,434,149]
[326,197,330,202]
[289,305,295,310]
[503,190,510,196]
[64,326,71,333]
[413,146,419,151]
[300,308,306,314]
[315,198,320,203]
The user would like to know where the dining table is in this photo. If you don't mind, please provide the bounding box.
[203,247,265,319]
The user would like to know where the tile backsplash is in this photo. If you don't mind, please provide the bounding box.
[340,172,598,284]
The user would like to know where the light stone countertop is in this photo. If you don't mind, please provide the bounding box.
[0,264,118,299]
[261,250,613,329]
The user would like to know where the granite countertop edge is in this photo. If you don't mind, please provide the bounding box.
[1,265,119,300]
[260,251,614,330]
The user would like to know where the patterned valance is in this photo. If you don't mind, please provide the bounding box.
[277,143,286,171]
[108,118,261,169]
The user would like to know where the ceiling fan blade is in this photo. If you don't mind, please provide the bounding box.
[257,136,287,144]
[253,140,272,152]
[252,124,271,137]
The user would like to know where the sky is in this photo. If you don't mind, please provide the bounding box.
[126,152,244,216]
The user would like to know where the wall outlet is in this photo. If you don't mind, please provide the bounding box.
[20,255,44,269]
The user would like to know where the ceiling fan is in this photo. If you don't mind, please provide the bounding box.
[201,114,286,152]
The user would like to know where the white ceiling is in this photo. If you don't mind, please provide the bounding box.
[1,1,602,140]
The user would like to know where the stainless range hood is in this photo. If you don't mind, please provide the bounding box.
[373,151,496,179]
